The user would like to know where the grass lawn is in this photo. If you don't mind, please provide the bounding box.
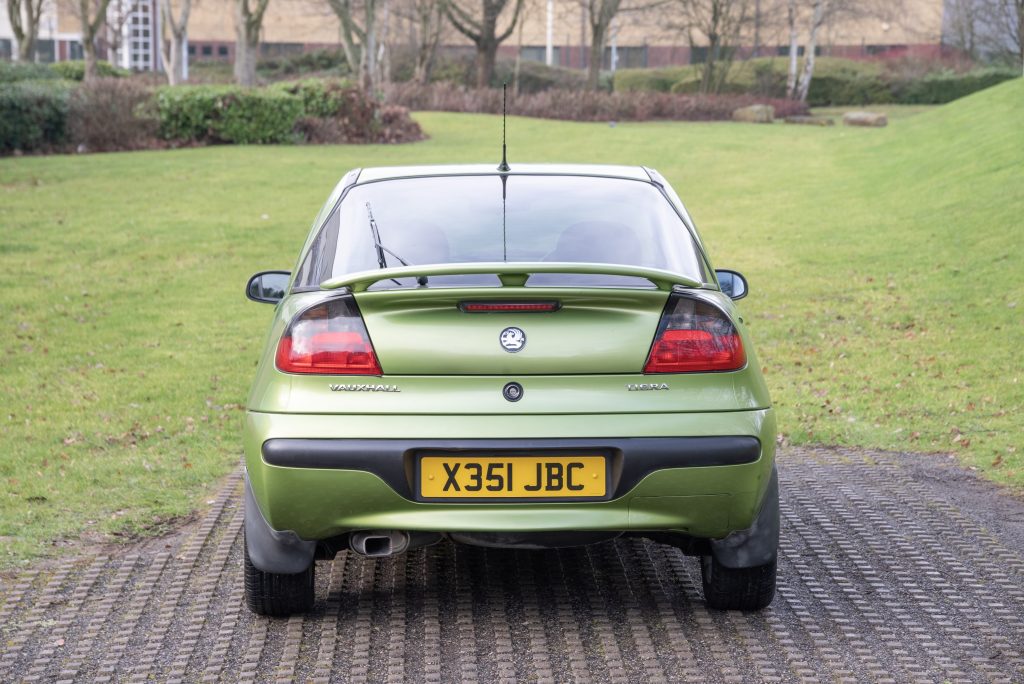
[0,80,1021,570]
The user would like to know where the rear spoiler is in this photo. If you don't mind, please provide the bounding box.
[320,262,703,293]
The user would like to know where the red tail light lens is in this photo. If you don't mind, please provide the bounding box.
[276,297,382,375]
[643,295,746,373]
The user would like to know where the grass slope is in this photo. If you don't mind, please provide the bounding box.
[0,80,1021,569]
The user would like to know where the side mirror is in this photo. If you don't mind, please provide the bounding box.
[246,271,291,304]
[715,269,748,300]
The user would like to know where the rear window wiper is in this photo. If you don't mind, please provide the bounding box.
[365,202,427,286]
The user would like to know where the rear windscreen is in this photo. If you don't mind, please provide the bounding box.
[294,175,708,289]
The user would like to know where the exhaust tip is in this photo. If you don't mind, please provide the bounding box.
[349,530,409,558]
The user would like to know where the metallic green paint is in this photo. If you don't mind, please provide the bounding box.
[244,409,776,540]
[321,262,704,292]
[243,165,777,551]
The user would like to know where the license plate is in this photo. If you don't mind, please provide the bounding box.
[418,455,607,500]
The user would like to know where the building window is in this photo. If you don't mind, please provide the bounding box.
[519,46,562,64]
[202,45,213,56]
[604,45,647,69]
[69,41,83,60]
[218,45,229,57]
[34,39,55,63]
[0,39,11,60]
[188,44,196,56]
[690,45,736,64]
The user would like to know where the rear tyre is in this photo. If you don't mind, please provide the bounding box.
[244,534,315,616]
[700,554,776,611]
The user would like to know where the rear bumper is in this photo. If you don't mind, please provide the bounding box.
[262,436,760,501]
[244,408,776,541]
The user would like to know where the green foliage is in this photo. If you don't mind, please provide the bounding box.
[156,85,304,144]
[258,49,351,79]
[0,80,71,153]
[614,67,694,92]
[0,80,1022,567]
[891,68,1019,104]
[494,61,613,93]
[272,78,356,118]
[0,61,61,83]
[618,56,1018,105]
[50,60,129,81]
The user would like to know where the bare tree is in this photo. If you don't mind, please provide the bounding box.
[159,0,191,84]
[234,0,270,86]
[784,0,900,101]
[71,0,115,80]
[6,0,46,61]
[945,0,983,59]
[401,0,445,83]
[326,0,386,92]
[582,0,621,90]
[673,0,752,93]
[446,0,525,88]
[791,0,823,101]
[982,0,1023,71]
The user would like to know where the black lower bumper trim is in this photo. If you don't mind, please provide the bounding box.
[262,436,761,501]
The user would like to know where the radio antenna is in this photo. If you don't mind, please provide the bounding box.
[498,82,510,173]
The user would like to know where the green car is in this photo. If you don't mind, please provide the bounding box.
[243,164,778,615]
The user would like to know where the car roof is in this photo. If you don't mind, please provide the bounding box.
[355,163,653,184]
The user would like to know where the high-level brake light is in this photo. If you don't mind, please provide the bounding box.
[459,301,560,313]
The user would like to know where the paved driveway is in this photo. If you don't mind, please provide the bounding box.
[1,446,1022,683]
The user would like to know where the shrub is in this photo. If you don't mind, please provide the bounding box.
[493,61,606,93]
[284,81,423,143]
[68,78,158,152]
[50,60,128,81]
[891,69,1019,104]
[156,86,304,143]
[0,80,71,154]
[273,78,355,117]
[258,50,350,79]
[384,81,809,122]
[0,61,61,83]
[294,103,422,144]
[614,67,693,93]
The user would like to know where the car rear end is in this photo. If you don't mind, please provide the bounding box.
[242,165,777,614]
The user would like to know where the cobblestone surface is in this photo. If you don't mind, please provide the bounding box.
[1,446,1022,683]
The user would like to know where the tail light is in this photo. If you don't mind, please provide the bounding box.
[643,294,745,373]
[276,297,381,375]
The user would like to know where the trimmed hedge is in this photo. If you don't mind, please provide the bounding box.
[0,61,61,83]
[50,60,129,81]
[155,86,304,143]
[616,57,1019,106]
[615,67,693,93]
[892,68,1020,104]
[0,80,71,153]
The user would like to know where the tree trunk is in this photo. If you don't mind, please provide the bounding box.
[586,27,605,90]
[785,0,799,99]
[476,39,496,88]
[79,0,114,81]
[795,0,824,102]
[234,37,258,86]
[446,0,524,90]
[412,0,441,84]
[160,0,191,85]
[234,0,269,86]
[8,0,44,62]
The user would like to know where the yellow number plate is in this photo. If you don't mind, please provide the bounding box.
[419,456,607,499]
